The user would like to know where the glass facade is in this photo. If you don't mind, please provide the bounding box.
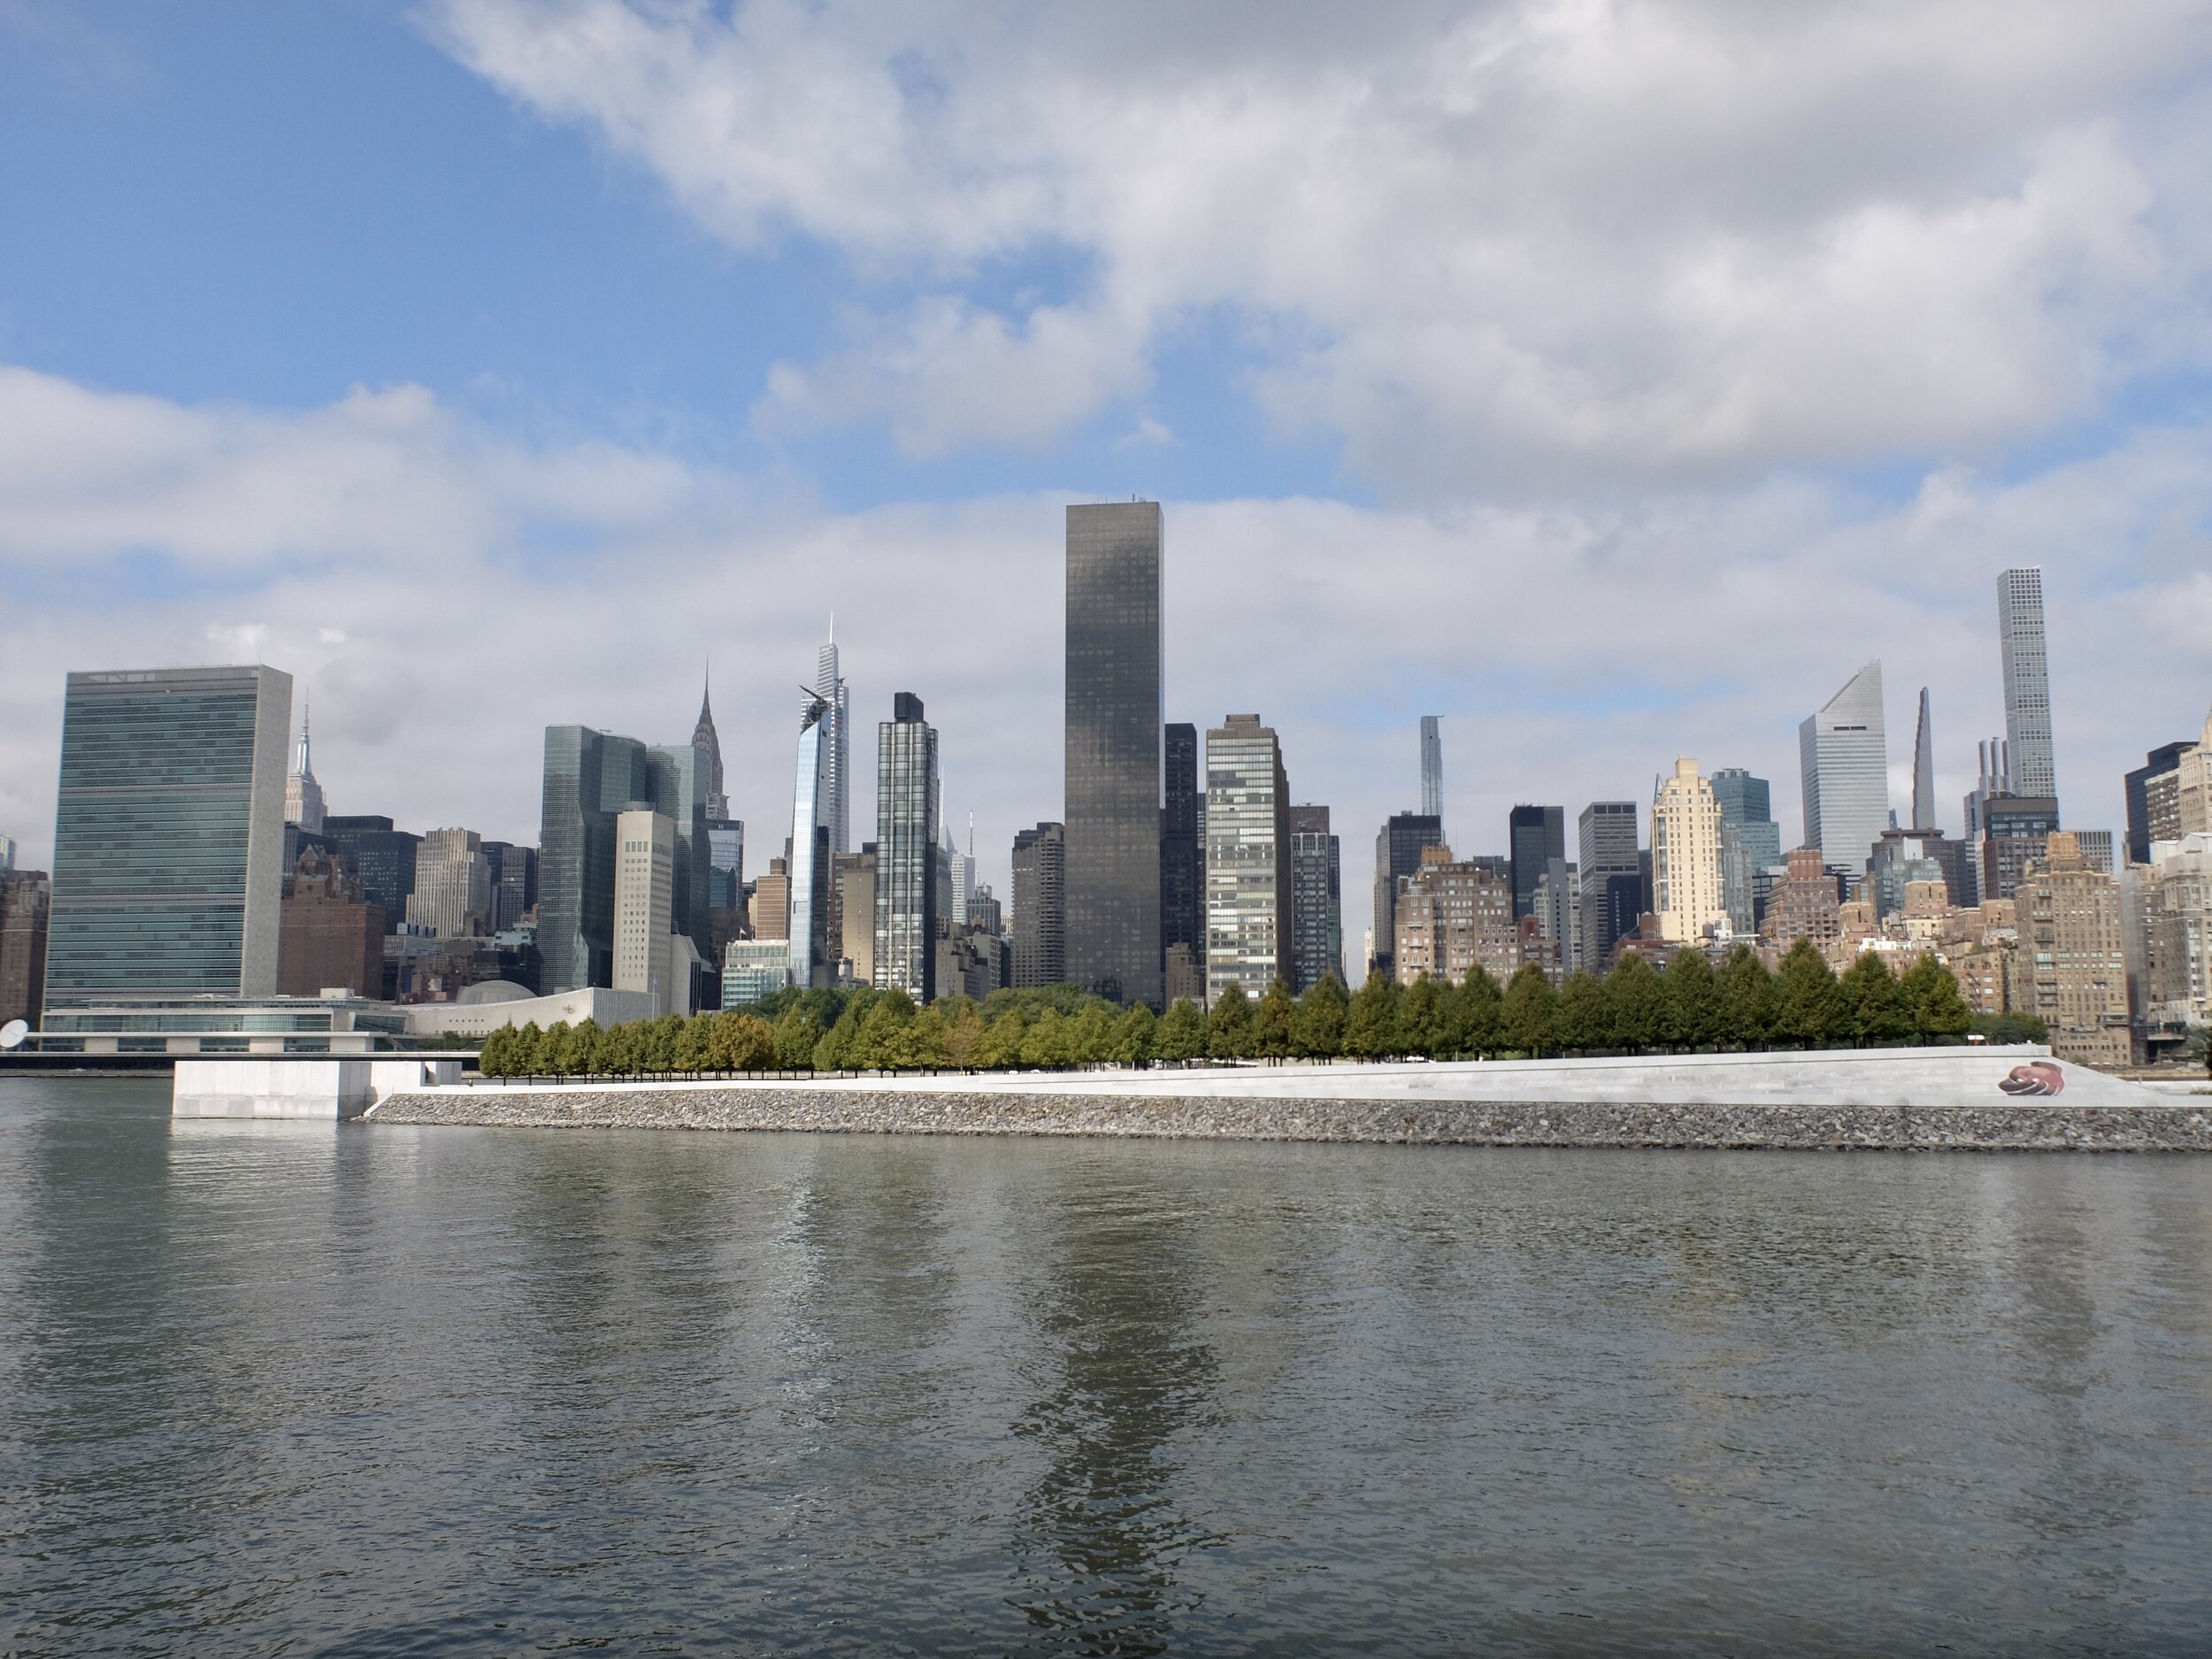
[538,726,652,994]
[46,666,289,1006]
[1508,804,1566,922]
[790,702,831,988]
[1999,568,2057,801]
[1204,715,1291,1003]
[324,817,421,936]
[1011,822,1065,988]
[648,742,715,972]
[874,696,939,1000]
[1799,661,1890,879]
[1064,503,1163,1006]
[1288,803,1341,993]
[1160,722,1203,973]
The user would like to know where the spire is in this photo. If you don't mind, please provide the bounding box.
[1911,687,1937,833]
[295,695,314,781]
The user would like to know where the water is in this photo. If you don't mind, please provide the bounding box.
[3,1080,2209,1656]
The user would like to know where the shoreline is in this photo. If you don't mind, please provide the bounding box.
[368,1079,2212,1152]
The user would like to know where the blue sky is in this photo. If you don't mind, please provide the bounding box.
[3,0,2210,943]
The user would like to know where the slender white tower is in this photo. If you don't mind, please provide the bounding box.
[814,619,851,854]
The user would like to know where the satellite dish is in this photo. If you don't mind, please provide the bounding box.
[0,1020,27,1050]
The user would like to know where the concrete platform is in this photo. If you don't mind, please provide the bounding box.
[173,1056,465,1119]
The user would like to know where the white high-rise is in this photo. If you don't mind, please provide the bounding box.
[815,625,850,855]
[1419,716,1443,822]
[613,807,675,1014]
[1204,714,1293,1003]
[1651,759,1726,943]
[406,827,491,938]
[1998,568,2056,801]
[1799,661,1890,879]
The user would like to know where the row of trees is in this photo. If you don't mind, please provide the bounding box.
[478,941,1985,1079]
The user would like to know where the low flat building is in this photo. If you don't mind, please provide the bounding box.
[402,982,656,1039]
[27,992,411,1056]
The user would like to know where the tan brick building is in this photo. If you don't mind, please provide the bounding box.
[2008,833,2130,1068]
[1394,847,1521,986]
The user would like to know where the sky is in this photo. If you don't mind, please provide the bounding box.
[3,0,2211,970]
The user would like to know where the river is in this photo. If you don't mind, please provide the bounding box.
[2,1078,2208,1655]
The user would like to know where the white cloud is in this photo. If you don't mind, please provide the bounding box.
[3,366,2208,969]
[426,0,2212,492]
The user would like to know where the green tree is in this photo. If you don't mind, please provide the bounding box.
[1397,975,1447,1058]
[1899,955,1972,1042]
[941,1000,990,1069]
[1291,975,1348,1059]
[1156,998,1209,1063]
[977,1009,1029,1069]
[1607,953,1663,1053]
[1717,946,1775,1048]
[710,1012,777,1071]
[1839,951,1912,1046]
[510,1021,547,1075]
[1021,1008,1078,1069]
[1664,949,1723,1050]
[1772,940,1849,1048]
[1503,964,1558,1056]
[640,1014,682,1073]
[849,991,917,1069]
[1253,979,1297,1059]
[1108,1003,1158,1065]
[1970,1010,2048,1045]
[539,1021,572,1074]
[1069,1002,1118,1065]
[565,1018,608,1076]
[1208,983,1256,1059]
[772,1006,823,1071]
[1553,972,1612,1054]
[1454,967,1503,1058]
[1343,974,1401,1059]
[477,1026,513,1077]
[671,1013,712,1072]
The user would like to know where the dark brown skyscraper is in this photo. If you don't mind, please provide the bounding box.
[1065,502,1163,1005]
[1011,822,1066,988]
[1161,721,1202,971]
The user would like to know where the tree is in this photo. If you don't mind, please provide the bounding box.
[975,1009,1028,1069]
[1970,1010,2048,1045]
[640,1014,683,1073]
[672,1013,714,1073]
[1156,998,1209,1063]
[478,1026,513,1077]
[1021,1008,1078,1069]
[1069,1002,1118,1065]
[1607,954,1663,1054]
[1899,955,1971,1043]
[1291,975,1348,1059]
[1253,979,1297,1060]
[711,1012,777,1071]
[941,1000,990,1069]
[1717,947,1775,1049]
[772,1006,823,1071]
[1454,967,1503,1058]
[557,1018,602,1076]
[1839,951,1912,1046]
[539,1021,572,1074]
[1343,974,1402,1059]
[1663,950,1723,1050]
[1398,975,1447,1059]
[1208,983,1256,1059]
[1503,964,1558,1056]
[1108,1003,1157,1065]
[1772,940,1849,1048]
[1552,972,1612,1054]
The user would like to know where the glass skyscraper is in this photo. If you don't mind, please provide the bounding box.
[1288,803,1341,993]
[1999,567,2056,802]
[1204,715,1291,1003]
[1160,721,1202,972]
[1508,804,1566,921]
[1370,810,1444,979]
[816,629,851,855]
[875,693,938,1000]
[1799,659,1890,879]
[45,664,291,1005]
[1065,502,1163,1006]
[539,726,653,994]
[790,693,832,989]
[1419,717,1444,822]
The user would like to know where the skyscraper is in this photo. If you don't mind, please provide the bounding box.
[323,816,419,938]
[2126,739,2199,864]
[1910,687,1938,832]
[692,673,727,819]
[1577,801,1640,974]
[647,740,715,983]
[1288,804,1342,992]
[1419,716,1444,823]
[1799,660,1890,879]
[1065,501,1163,1006]
[1204,715,1292,1003]
[482,841,536,933]
[942,815,975,931]
[1012,822,1066,988]
[45,665,291,1006]
[1160,721,1203,974]
[276,843,381,1000]
[1370,810,1444,979]
[1709,769,1781,939]
[538,726,654,994]
[1508,804,1566,921]
[1651,759,1726,943]
[406,827,492,938]
[874,693,939,1000]
[791,691,833,989]
[0,868,51,1029]
[614,807,677,1014]
[284,700,324,834]
[816,626,850,854]
[1999,567,2057,801]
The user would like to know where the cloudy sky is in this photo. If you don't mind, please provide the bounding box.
[4,0,2210,964]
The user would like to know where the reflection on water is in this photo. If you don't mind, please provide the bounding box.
[2,1078,2210,1656]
